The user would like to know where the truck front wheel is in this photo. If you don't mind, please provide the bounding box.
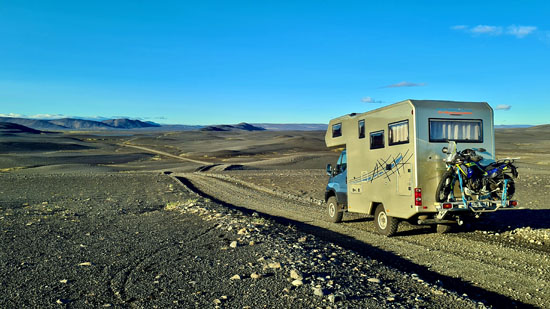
[327,196,343,223]
[374,204,399,236]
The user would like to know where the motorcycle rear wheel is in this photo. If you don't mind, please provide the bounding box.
[490,174,515,201]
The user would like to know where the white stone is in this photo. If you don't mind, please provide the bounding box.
[291,279,303,287]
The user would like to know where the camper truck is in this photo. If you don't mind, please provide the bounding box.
[324,99,517,236]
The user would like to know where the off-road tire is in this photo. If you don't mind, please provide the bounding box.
[436,170,455,202]
[436,224,453,234]
[490,174,515,201]
[327,196,343,223]
[374,204,399,236]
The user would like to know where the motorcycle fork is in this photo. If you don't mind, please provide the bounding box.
[449,166,460,201]
[456,168,468,207]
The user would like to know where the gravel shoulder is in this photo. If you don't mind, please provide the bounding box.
[177,171,549,308]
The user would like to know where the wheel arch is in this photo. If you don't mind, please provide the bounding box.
[369,202,382,216]
[325,189,337,202]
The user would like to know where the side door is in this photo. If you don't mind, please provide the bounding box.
[332,151,348,204]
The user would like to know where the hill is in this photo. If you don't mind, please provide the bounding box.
[49,118,114,130]
[0,122,43,134]
[102,118,161,129]
[200,122,266,132]
[0,117,68,130]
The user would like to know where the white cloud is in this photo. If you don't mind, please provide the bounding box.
[495,104,511,111]
[0,113,159,121]
[471,25,503,35]
[453,24,541,39]
[0,113,24,118]
[29,113,68,119]
[451,25,468,30]
[507,25,537,38]
[382,81,426,88]
[361,97,384,103]
[0,113,70,119]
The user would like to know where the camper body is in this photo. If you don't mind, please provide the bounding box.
[324,99,512,235]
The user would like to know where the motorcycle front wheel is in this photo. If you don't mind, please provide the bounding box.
[490,174,515,201]
[436,170,455,202]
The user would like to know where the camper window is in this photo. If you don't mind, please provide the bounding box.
[370,130,384,149]
[358,120,365,139]
[429,119,483,142]
[332,123,342,138]
[389,120,409,145]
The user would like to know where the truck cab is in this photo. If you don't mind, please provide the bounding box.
[325,150,347,222]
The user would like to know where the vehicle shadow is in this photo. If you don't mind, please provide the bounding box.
[474,208,550,232]
[342,216,372,223]
[176,176,536,308]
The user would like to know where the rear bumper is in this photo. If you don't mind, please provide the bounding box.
[434,200,518,220]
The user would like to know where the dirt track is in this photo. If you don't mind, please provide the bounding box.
[178,171,550,308]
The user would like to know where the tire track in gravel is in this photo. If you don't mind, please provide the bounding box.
[119,143,211,165]
[109,225,219,305]
[176,172,547,308]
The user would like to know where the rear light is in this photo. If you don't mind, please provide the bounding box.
[442,203,453,209]
[414,188,422,206]
[509,200,518,207]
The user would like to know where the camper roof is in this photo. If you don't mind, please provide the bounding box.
[329,99,491,120]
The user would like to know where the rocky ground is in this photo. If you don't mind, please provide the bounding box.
[2,128,550,308]
[0,173,484,308]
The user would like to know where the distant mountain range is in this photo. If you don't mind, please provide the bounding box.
[494,125,533,129]
[0,116,328,131]
[0,117,160,130]
[252,123,327,131]
[2,115,530,132]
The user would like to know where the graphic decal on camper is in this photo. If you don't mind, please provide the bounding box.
[350,150,413,184]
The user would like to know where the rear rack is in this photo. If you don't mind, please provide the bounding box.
[434,199,517,220]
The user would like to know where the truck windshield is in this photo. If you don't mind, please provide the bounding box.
[429,119,483,142]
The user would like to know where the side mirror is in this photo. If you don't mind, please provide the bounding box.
[326,164,333,176]
[442,147,448,154]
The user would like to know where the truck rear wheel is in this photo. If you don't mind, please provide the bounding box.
[326,196,343,223]
[374,204,399,236]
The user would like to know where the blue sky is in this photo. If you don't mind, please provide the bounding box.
[1,1,549,125]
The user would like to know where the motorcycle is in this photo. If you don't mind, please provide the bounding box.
[435,141,518,204]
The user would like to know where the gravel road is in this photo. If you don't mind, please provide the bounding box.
[177,171,549,308]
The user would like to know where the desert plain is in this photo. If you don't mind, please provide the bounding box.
[1,123,549,308]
